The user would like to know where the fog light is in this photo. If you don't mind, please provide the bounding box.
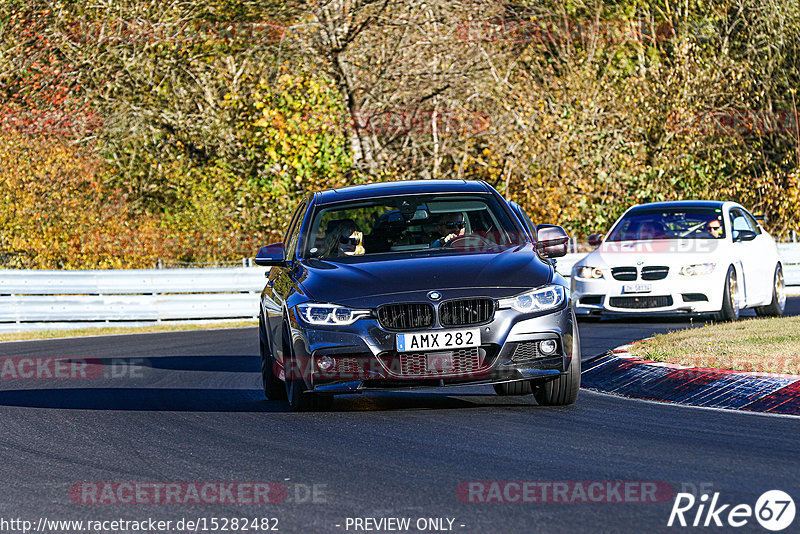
[317,356,335,372]
[539,340,558,355]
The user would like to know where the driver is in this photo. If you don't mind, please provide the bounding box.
[430,212,466,248]
[706,218,724,238]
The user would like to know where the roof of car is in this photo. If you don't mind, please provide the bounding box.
[315,180,491,205]
[627,200,730,212]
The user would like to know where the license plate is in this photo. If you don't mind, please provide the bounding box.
[623,283,652,294]
[396,328,481,352]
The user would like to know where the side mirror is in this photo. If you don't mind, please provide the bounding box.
[588,233,604,247]
[755,214,767,224]
[733,230,757,242]
[254,243,286,266]
[535,224,569,258]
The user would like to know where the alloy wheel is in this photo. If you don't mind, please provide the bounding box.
[729,271,739,316]
[777,267,787,312]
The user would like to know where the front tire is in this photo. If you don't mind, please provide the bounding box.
[259,314,286,400]
[533,356,580,406]
[755,264,786,317]
[715,266,740,322]
[493,381,533,396]
[283,327,333,412]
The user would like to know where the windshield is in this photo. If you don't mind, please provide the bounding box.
[301,194,524,260]
[607,208,726,241]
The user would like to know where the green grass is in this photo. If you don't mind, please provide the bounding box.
[627,315,800,375]
[0,321,258,342]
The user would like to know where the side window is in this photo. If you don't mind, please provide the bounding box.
[508,202,534,240]
[283,202,304,243]
[284,201,307,260]
[743,210,762,234]
[520,210,537,238]
[730,209,753,233]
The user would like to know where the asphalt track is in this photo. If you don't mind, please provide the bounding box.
[1,299,799,534]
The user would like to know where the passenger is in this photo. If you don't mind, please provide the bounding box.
[321,219,365,257]
[706,218,724,238]
[430,213,466,248]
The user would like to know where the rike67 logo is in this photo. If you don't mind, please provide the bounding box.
[668,490,795,531]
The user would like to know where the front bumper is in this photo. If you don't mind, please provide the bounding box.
[285,303,576,395]
[571,273,724,316]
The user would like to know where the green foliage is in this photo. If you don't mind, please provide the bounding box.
[244,71,356,228]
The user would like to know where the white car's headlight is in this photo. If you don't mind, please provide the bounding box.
[576,266,604,279]
[296,303,371,325]
[498,285,567,313]
[679,263,716,276]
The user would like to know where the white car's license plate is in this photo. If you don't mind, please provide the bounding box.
[623,283,652,294]
[396,328,481,352]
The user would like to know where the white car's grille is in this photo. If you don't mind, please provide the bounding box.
[611,266,670,281]
[641,266,669,280]
[611,267,637,281]
[609,296,673,309]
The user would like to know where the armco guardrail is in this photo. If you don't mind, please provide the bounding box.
[553,254,583,279]
[554,243,800,286]
[1,243,798,333]
[0,267,267,333]
[779,243,800,285]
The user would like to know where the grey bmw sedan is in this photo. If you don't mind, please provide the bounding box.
[255,180,580,411]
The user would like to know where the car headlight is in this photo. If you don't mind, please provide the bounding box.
[497,285,567,313]
[679,263,716,276]
[296,303,371,325]
[576,266,604,279]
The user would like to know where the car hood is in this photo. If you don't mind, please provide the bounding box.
[297,245,553,305]
[578,240,727,270]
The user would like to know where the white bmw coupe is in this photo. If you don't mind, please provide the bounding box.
[571,201,786,321]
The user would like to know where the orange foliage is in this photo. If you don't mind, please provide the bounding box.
[0,132,166,268]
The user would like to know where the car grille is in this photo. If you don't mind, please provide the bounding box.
[377,303,435,331]
[335,357,363,375]
[641,266,669,280]
[608,296,673,309]
[611,267,637,281]
[399,347,483,376]
[512,341,547,362]
[439,298,495,326]
[316,355,374,379]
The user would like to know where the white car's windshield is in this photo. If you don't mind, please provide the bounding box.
[607,208,726,241]
[302,194,524,259]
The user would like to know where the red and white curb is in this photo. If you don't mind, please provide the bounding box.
[582,341,800,415]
